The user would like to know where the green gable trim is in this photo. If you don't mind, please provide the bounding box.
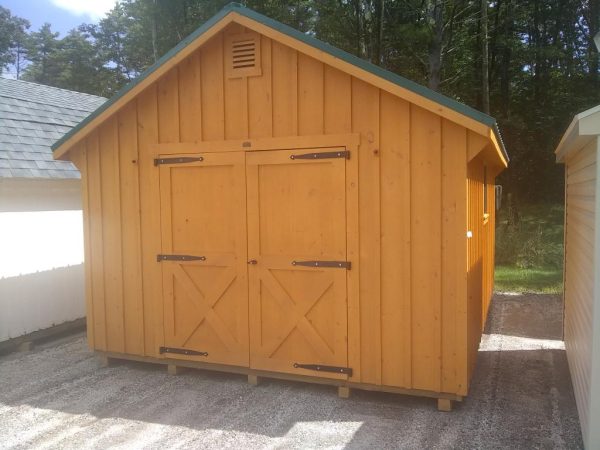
[52,2,508,162]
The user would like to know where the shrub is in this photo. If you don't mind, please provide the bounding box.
[495,202,564,270]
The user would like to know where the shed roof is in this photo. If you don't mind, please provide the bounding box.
[0,78,106,179]
[51,2,507,165]
[556,104,600,162]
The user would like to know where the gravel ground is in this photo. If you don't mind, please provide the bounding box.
[0,293,583,449]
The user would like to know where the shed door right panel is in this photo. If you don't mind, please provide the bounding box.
[246,149,349,379]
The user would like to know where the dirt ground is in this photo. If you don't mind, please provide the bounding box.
[0,293,583,449]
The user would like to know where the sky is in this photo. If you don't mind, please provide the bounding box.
[1,0,117,36]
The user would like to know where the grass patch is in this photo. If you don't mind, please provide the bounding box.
[495,202,564,294]
[495,265,563,294]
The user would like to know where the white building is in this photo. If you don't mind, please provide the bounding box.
[555,105,600,449]
[0,78,105,345]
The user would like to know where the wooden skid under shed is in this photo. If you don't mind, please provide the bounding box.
[98,351,462,410]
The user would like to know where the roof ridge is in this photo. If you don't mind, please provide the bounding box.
[0,77,106,101]
[0,93,103,114]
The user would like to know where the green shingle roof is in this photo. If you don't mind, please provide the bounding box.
[51,2,507,162]
[0,78,106,179]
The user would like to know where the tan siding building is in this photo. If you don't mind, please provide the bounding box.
[556,105,600,449]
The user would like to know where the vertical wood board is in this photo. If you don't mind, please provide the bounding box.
[409,104,442,393]
[178,52,203,142]
[118,103,144,354]
[441,119,468,395]
[380,92,411,388]
[99,118,125,352]
[137,86,162,356]
[157,68,180,143]
[352,78,381,385]
[297,54,324,136]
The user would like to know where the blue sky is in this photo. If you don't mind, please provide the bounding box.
[1,0,117,36]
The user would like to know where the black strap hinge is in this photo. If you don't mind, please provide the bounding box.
[290,151,349,160]
[292,260,351,270]
[154,156,203,166]
[294,363,352,376]
[159,347,208,357]
[157,254,206,262]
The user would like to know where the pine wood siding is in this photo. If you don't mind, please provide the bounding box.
[564,138,597,446]
[466,153,497,383]
[64,23,503,400]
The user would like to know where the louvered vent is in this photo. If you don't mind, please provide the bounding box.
[232,39,256,69]
[226,32,262,78]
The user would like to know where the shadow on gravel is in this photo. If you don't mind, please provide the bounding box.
[485,293,563,340]
[0,293,584,449]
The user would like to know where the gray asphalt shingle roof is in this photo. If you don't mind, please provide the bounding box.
[0,78,106,179]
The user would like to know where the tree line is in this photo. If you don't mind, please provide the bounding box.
[1,0,599,204]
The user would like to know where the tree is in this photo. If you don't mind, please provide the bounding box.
[13,24,29,79]
[54,27,114,95]
[0,6,29,75]
[86,3,133,87]
[23,23,60,84]
[426,0,444,91]
[480,0,489,114]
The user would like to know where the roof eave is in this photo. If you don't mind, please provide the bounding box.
[492,123,509,167]
[555,106,600,162]
[555,118,580,163]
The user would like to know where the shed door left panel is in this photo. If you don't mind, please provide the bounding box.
[158,152,249,367]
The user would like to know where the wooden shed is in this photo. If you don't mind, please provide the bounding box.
[52,3,508,410]
[555,105,600,447]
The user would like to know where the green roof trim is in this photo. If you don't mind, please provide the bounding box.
[52,2,508,162]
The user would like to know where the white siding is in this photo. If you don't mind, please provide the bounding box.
[0,265,85,341]
[0,178,81,212]
[564,137,599,448]
[0,179,85,342]
[590,137,600,449]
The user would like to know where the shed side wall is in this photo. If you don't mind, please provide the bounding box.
[466,152,496,382]
[564,137,597,447]
[483,179,496,318]
[76,26,481,395]
[467,156,483,379]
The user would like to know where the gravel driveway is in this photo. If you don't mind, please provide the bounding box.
[0,293,583,449]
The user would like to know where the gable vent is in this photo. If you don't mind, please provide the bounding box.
[232,39,256,69]
[226,32,262,78]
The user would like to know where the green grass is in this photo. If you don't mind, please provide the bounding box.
[494,202,564,294]
[495,265,563,294]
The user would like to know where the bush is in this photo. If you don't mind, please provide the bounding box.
[495,202,564,270]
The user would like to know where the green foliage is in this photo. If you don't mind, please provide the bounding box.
[494,265,563,294]
[22,23,61,85]
[0,6,29,74]
[495,202,564,293]
[496,202,564,269]
[21,24,114,95]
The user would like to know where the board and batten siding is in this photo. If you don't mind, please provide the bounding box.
[66,25,498,397]
[564,137,600,448]
[466,154,498,382]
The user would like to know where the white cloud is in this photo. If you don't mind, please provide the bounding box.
[50,0,118,21]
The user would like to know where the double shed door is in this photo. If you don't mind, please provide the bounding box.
[158,148,349,379]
